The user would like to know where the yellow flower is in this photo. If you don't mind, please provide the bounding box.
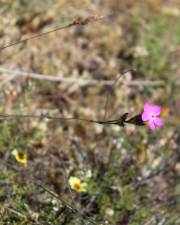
[12,149,28,164]
[68,176,87,192]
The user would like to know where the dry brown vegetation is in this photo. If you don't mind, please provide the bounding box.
[0,0,180,224]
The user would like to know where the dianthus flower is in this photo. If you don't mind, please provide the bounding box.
[141,102,164,130]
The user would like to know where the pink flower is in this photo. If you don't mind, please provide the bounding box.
[141,102,164,130]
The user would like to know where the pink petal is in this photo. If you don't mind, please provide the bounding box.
[148,120,156,130]
[154,118,164,127]
[152,105,161,116]
[144,102,154,113]
[141,112,150,121]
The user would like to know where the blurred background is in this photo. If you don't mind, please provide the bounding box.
[0,0,179,224]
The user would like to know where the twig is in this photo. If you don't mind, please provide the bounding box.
[0,67,165,87]
[0,67,113,86]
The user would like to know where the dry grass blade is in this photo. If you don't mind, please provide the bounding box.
[4,205,40,225]
[35,181,98,225]
[0,15,104,51]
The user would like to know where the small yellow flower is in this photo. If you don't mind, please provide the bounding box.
[68,176,87,192]
[12,149,28,164]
